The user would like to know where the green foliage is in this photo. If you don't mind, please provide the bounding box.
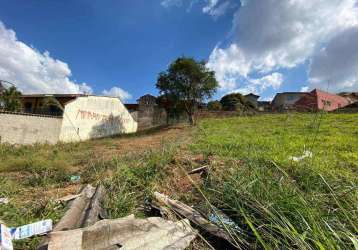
[220,92,256,112]
[207,100,222,111]
[156,57,218,124]
[156,94,184,123]
[191,113,358,249]
[0,86,22,112]
[102,146,177,218]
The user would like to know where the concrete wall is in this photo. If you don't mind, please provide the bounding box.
[59,96,137,142]
[0,112,62,144]
[137,105,167,131]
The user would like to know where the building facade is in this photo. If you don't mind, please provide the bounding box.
[271,92,308,111]
[295,89,349,111]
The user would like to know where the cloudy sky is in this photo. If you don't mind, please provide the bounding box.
[0,0,357,102]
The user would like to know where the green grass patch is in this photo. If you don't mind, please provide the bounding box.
[191,113,358,249]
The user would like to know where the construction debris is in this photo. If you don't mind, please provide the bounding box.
[154,191,235,244]
[37,185,106,250]
[47,215,196,250]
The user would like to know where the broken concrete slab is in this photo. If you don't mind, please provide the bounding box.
[47,215,196,250]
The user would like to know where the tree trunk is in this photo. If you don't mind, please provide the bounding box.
[188,112,195,125]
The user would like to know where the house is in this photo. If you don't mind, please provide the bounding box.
[294,89,349,111]
[335,102,358,113]
[137,94,157,106]
[20,94,85,116]
[271,92,308,111]
[244,93,260,106]
[257,101,271,111]
[338,92,358,104]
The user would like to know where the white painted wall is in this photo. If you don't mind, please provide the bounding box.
[0,112,62,145]
[59,96,137,142]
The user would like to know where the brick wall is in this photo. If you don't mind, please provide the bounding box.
[0,112,63,144]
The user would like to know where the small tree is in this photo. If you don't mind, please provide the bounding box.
[207,100,222,111]
[0,86,22,112]
[156,57,218,125]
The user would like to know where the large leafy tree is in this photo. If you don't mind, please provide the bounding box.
[0,86,22,112]
[156,57,218,125]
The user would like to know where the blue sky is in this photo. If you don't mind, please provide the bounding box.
[0,0,357,102]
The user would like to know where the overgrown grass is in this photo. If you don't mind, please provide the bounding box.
[191,113,358,249]
[0,131,180,249]
[0,114,356,249]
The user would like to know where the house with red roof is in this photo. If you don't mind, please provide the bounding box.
[294,89,350,111]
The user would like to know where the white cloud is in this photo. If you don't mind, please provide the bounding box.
[102,87,132,102]
[203,1,232,19]
[161,0,183,8]
[207,0,358,92]
[0,21,92,94]
[300,86,310,92]
[202,0,219,13]
[162,0,231,18]
[309,26,358,92]
[250,72,283,91]
[226,72,283,96]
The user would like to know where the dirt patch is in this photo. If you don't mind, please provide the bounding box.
[91,124,192,160]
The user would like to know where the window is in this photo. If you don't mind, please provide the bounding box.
[322,100,331,107]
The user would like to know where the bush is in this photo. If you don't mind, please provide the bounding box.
[207,100,222,111]
[220,93,252,111]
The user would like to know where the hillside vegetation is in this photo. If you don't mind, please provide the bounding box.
[0,113,357,249]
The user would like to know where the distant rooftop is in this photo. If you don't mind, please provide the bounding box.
[21,93,87,98]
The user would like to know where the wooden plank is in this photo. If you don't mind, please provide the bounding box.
[153,192,235,245]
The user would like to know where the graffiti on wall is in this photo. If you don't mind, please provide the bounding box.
[75,109,131,124]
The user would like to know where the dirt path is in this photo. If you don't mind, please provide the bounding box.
[90,124,192,159]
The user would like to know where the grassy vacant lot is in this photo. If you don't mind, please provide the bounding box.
[192,113,357,249]
[0,113,357,249]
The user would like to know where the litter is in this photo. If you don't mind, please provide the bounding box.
[0,224,13,250]
[70,175,81,182]
[289,150,313,162]
[1,220,53,250]
[208,207,241,232]
[10,220,53,240]
[0,198,9,204]
[47,215,196,250]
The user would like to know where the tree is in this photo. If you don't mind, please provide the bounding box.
[156,57,218,125]
[0,86,22,112]
[156,94,184,124]
[220,93,245,111]
[42,96,64,116]
[207,100,222,111]
[220,93,258,112]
